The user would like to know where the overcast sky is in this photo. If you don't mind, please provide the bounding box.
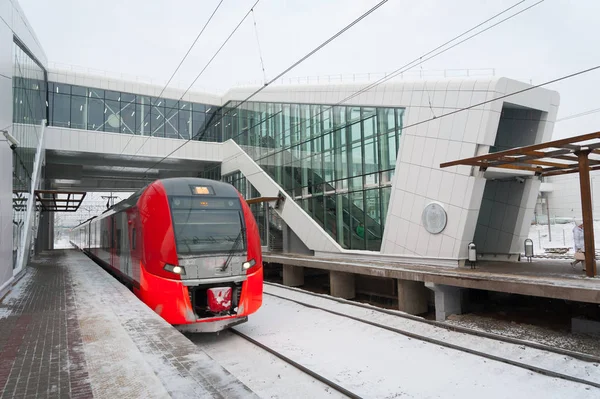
[19,0,600,139]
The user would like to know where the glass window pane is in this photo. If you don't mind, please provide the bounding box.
[70,96,86,129]
[52,93,70,128]
[121,102,136,134]
[105,100,121,133]
[87,98,104,130]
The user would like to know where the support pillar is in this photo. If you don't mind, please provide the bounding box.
[283,265,304,287]
[577,150,597,277]
[330,271,355,299]
[425,283,464,321]
[397,280,429,315]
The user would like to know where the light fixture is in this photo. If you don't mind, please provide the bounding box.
[157,101,161,106]
[164,264,186,275]
[468,242,477,269]
[79,105,83,111]
[104,108,107,114]
[242,259,256,270]
[206,107,211,113]
[131,111,135,117]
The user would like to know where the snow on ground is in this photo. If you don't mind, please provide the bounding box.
[54,236,73,249]
[0,266,36,320]
[189,331,347,399]
[66,250,256,398]
[264,284,600,385]
[231,287,599,398]
[528,221,600,253]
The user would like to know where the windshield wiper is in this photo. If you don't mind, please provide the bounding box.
[220,229,245,272]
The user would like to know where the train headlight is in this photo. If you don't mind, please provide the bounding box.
[242,259,256,270]
[164,264,186,275]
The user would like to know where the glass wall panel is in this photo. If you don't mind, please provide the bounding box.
[220,99,404,251]
[12,39,47,269]
[41,81,220,141]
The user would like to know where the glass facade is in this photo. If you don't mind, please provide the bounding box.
[46,81,221,141]
[12,38,47,268]
[215,101,404,251]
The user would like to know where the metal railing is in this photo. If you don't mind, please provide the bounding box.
[234,68,497,87]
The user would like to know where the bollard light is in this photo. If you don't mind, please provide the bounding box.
[524,238,534,262]
[468,242,477,269]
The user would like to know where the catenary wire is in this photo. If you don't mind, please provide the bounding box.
[216,64,600,183]
[174,0,532,146]
[129,0,260,161]
[140,0,541,175]
[231,0,544,151]
[556,107,600,123]
[140,0,391,175]
[251,8,267,84]
[119,0,225,156]
[198,0,546,169]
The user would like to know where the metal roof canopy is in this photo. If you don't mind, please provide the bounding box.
[440,131,600,278]
[34,190,87,212]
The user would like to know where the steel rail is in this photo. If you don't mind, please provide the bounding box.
[263,283,600,390]
[230,328,363,399]
[265,281,600,363]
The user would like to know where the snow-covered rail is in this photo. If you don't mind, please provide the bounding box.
[264,282,600,390]
[230,328,363,399]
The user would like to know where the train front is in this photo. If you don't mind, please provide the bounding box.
[138,178,263,333]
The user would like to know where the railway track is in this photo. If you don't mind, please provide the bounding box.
[263,281,600,390]
[230,328,363,399]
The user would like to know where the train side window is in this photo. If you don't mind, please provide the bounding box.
[132,228,136,250]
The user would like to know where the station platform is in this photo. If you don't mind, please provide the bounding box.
[264,252,600,304]
[0,250,257,399]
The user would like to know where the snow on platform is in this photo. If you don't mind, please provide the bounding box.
[0,250,257,399]
[234,286,600,398]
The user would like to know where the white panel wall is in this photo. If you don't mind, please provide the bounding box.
[379,77,558,262]
[48,69,222,106]
[44,126,224,162]
[0,0,48,294]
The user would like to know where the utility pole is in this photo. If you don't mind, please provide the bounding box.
[101,192,119,209]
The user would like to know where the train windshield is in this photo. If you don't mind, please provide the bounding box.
[169,196,245,255]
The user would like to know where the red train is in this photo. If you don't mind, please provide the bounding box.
[70,177,263,332]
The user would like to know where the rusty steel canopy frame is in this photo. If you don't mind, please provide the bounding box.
[33,190,87,212]
[440,131,600,278]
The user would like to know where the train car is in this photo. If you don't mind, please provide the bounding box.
[70,177,263,332]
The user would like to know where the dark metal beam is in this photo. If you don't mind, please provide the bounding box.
[577,150,597,277]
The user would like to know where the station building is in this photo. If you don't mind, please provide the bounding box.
[9,0,596,322]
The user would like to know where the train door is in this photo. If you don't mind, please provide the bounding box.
[119,213,131,278]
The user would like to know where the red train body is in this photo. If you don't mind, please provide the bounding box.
[70,177,263,332]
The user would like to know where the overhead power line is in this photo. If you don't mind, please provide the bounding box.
[129,0,260,161]
[556,107,600,123]
[141,0,391,175]
[202,0,544,163]
[219,65,600,183]
[119,0,225,156]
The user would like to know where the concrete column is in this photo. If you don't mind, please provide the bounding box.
[48,211,54,250]
[330,271,355,299]
[283,265,304,287]
[397,279,429,315]
[425,282,464,321]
